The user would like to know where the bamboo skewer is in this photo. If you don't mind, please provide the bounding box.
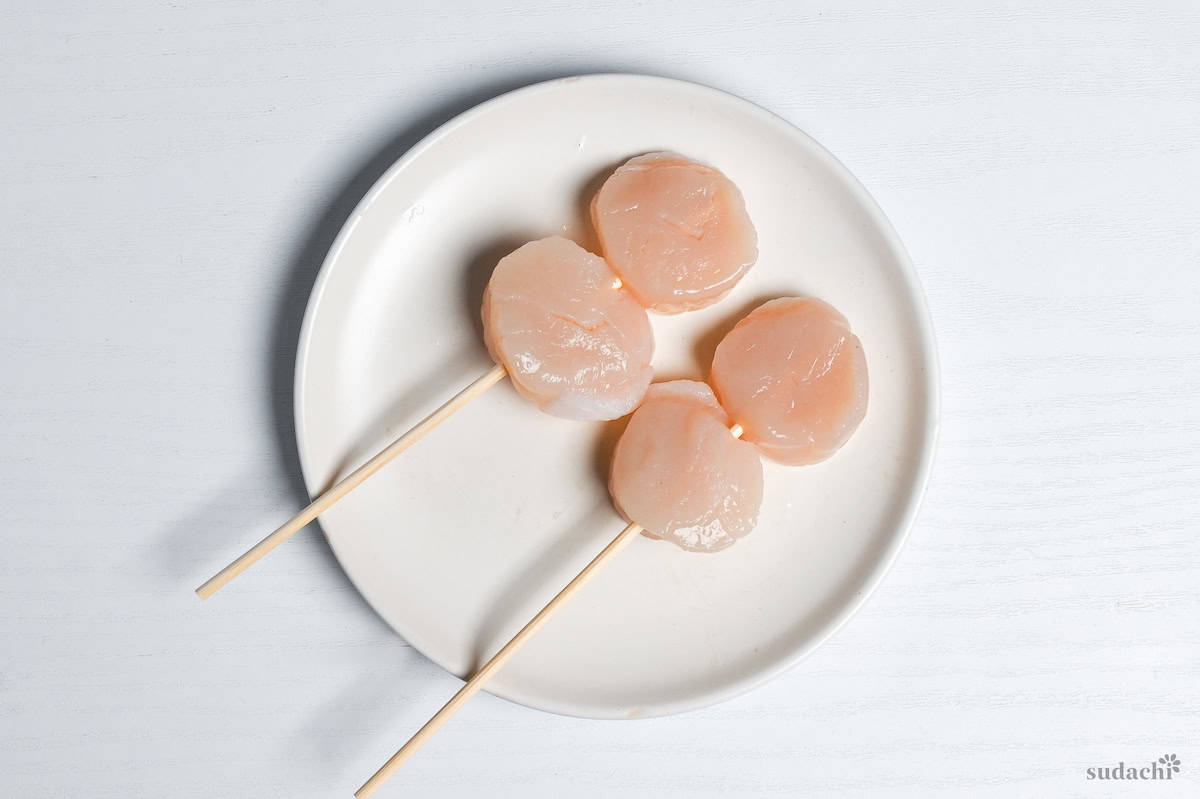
[195,363,508,599]
[355,520,645,799]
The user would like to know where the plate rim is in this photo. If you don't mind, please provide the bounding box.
[294,73,941,719]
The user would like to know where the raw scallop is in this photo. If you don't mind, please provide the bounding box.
[591,152,757,314]
[483,237,655,420]
[710,297,868,465]
[609,380,763,552]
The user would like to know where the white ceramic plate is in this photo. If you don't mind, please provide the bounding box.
[296,74,938,719]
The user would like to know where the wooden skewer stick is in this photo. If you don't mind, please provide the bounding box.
[355,520,645,799]
[195,363,508,600]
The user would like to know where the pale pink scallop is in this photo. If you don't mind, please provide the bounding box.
[591,152,758,314]
[710,297,868,465]
[609,380,763,552]
[482,237,654,421]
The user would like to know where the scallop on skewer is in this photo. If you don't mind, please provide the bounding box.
[482,236,654,420]
[609,380,762,552]
[711,297,868,465]
[356,296,867,794]
[197,153,759,599]
[592,152,757,314]
[196,236,656,599]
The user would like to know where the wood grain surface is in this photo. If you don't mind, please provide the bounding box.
[1,2,1197,797]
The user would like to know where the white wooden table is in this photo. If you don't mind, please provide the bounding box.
[3,3,1197,797]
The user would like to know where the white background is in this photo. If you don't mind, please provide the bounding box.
[2,2,1198,797]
